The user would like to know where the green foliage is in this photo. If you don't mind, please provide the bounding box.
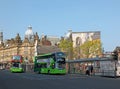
[59,38,102,59]
[59,39,73,52]
[59,39,73,59]
[80,39,102,58]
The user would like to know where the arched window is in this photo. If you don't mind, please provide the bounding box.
[76,37,82,46]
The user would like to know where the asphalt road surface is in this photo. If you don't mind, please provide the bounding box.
[0,70,120,89]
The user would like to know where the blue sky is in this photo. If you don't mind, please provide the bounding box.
[0,0,120,52]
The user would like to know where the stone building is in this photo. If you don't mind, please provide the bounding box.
[65,30,101,59]
[113,46,120,61]
[0,26,60,63]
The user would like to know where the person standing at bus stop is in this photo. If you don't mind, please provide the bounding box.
[90,65,93,75]
[85,66,90,76]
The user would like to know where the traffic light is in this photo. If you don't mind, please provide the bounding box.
[112,51,118,60]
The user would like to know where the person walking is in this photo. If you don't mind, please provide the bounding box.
[90,65,93,75]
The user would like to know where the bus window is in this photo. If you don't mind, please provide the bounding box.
[36,63,41,68]
[12,63,19,67]
[57,58,65,64]
[41,64,47,68]
[36,63,47,68]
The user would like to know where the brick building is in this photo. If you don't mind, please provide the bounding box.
[0,26,60,63]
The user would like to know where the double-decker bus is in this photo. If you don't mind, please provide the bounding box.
[34,52,66,74]
[10,55,24,73]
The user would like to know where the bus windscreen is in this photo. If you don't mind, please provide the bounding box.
[13,55,21,60]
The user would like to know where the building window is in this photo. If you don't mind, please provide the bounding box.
[24,47,28,50]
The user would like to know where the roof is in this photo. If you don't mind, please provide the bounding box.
[66,57,114,63]
[38,46,61,54]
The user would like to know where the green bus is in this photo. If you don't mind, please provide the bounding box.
[10,55,24,73]
[34,52,66,74]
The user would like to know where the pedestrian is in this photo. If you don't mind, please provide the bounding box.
[86,66,90,76]
[90,65,93,75]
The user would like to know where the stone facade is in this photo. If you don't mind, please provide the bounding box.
[0,32,60,63]
[65,30,101,59]
[71,31,100,47]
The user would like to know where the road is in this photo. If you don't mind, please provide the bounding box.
[0,70,120,89]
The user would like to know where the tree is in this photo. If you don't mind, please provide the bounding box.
[80,39,102,58]
[59,38,73,59]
